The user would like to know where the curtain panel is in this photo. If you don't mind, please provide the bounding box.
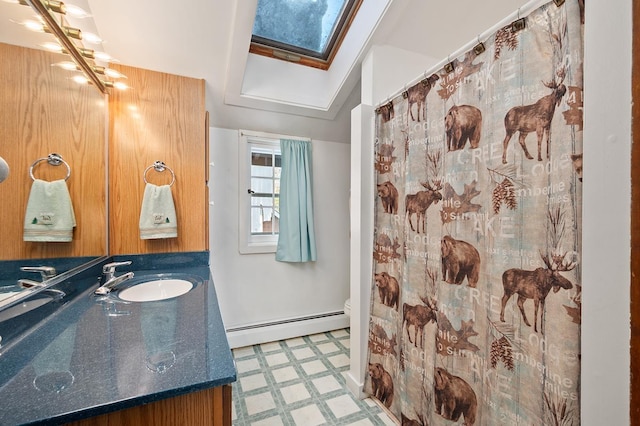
[275,139,317,262]
[365,0,583,424]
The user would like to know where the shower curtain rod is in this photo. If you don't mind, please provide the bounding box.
[376,0,553,109]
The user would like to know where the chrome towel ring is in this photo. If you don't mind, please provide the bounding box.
[29,153,71,181]
[143,161,175,186]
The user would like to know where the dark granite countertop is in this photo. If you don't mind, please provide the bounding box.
[0,252,236,426]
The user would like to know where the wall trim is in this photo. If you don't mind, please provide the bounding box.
[345,371,368,400]
[225,312,349,349]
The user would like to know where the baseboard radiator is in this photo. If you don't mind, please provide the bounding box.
[225,310,349,349]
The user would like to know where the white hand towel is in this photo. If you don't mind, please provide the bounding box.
[139,183,177,239]
[23,179,76,242]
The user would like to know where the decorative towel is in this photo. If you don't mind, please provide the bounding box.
[139,183,177,239]
[23,179,76,242]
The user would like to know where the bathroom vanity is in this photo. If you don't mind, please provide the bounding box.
[0,37,223,426]
[0,252,236,426]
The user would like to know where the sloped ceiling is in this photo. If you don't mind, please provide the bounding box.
[88,0,527,117]
[1,0,528,138]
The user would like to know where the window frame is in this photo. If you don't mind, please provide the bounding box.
[238,130,307,254]
[249,0,363,70]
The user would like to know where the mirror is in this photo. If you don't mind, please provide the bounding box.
[0,1,107,298]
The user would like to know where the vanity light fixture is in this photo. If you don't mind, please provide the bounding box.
[71,75,129,91]
[53,61,128,80]
[4,0,65,12]
[24,0,107,93]
[16,0,125,92]
[40,42,94,60]
[16,19,82,40]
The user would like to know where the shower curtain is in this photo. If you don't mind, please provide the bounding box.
[364,0,583,425]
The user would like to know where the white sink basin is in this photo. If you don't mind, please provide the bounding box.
[0,295,52,321]
[118,279,193,302]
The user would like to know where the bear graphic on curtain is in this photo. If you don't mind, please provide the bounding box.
[364,0,583,424]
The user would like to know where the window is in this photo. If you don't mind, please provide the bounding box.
[239,131,286,254]
[250,0,363,70]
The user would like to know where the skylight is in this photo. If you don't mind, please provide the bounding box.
[250,0,361,70]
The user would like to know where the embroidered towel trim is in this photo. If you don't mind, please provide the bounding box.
[139,183,177,239]
[23,179,76,242]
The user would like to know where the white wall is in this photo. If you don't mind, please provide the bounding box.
[209,127,351,348]
[346,104,375,399]
[208,84,362,146]
[361,45,438,106]
[349,0,632,423]
[581,0,631,423]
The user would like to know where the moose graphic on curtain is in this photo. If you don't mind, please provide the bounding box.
[364,0,583,424]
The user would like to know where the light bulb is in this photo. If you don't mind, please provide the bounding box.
[41,42,63,53]
[72,75,89,85]
[91,66,127,80]
[52,61,79,71]
[113,81,129,90]
[82,32,102,44]
[104,80,129,90]
[64,3,90,18]
[94,51,116,62]
[22,19,46,32]
[104,68,126,79]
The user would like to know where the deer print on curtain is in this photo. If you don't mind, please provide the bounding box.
[365,0,583,424]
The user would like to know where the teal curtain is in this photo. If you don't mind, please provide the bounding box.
[276,139,317,262]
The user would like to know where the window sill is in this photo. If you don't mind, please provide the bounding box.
[239,243,277,255]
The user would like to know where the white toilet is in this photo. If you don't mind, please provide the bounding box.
[344,298,351,317]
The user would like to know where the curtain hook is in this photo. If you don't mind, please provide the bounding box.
[402,85,408,99]
[473,35,485,55]
[512,7,526,32]
[444,55,455,74]
[423,70,432,86]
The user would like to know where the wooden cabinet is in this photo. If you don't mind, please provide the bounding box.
[65,385,232,426]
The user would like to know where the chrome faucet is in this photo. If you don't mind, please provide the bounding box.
[18,266,57,289]
[18,265,65,299]
[95,261,134,295]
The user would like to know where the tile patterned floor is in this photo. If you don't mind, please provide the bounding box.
[231,329,396,426]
